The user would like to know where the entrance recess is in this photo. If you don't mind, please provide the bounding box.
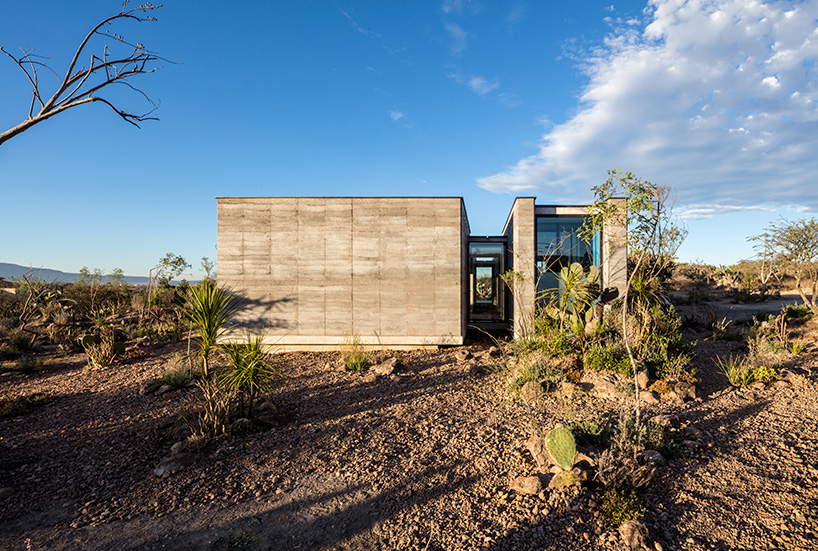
[468,240,506,323]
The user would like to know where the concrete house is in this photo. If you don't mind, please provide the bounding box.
[216,196,626,350]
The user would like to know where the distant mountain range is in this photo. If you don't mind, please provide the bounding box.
[0,263,153,285]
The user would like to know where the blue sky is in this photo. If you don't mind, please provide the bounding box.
[1,0,816,279]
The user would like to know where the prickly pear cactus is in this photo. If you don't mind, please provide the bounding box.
[78,334,101,349]
[546,426,576,470]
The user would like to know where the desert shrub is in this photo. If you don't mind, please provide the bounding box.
[583,342,632,378]
[569,418,610,448]
[340,333,371,372]
[785,304,812,320]
[8,328,33,353]
[79,330,124,368]
[162,364,192,389]
[790,341,805,355]
[680,312,701,331]
[716,355,752,387]
[509,354,564,393]
[0,392,48,419]
[599,487,646,526]
[747,332,785,369]
[15,353,40,373]
[686,289,711,303]
[649,379,673,395]
[0,343,18,361]
[187,377,234,438]
[596,410,664,492]
[751,365,778,383]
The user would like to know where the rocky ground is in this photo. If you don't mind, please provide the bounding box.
[0,316,816,551]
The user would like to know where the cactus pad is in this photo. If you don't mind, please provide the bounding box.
[546,426,577,470]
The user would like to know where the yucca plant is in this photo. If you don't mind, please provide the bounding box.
[179,281,241,379]
[716,355,751,387]
[221,334,281,418]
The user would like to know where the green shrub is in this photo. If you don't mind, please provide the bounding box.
[15,353,40,373]
[162,364,192,389]
[340,333,371,372]
[716,355,751,387]
[509,354,564,393]
[0,392,48,419]
[785,304,812,320]
[569,418,610,448]
[790,341,805,355]
[599,487,646,526]
[0,343,19,361]
[583,343,632,377]
[751,365,778,383]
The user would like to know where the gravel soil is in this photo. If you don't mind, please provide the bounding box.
[1,319,817,551]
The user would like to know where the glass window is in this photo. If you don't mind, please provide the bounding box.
[536,216,599,298]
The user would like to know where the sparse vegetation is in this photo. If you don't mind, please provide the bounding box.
[599,487,646,526]
[340,333,372,372]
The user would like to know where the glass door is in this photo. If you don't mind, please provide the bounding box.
[469,241,506,322]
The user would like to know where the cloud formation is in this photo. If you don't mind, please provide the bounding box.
[449,71,502,98]
[477,0,818,215]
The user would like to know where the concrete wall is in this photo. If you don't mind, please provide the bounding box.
[601,198,628,298]
[217,197,466,349]
[503,197,536,338]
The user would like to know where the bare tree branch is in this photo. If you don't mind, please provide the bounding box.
[0,2,168,148]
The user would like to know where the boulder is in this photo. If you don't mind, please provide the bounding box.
[509,475,544,495]
[638,449,666,466]
[520,381,545,405]
[454,349,472,362]
[0,487,13,500]
[372,357,399,377]
[153,457,182,478]
[640,391,660,405]
[618,520,649,551]
[674,381,696,400]
[637,368,650,390]
[525,435,550,470]
[155,385,172,396]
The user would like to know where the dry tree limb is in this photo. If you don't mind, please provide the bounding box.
[0,2,168,147]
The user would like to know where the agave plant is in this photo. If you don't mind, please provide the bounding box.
[221,334,281,418]
[179,281,241,379]
[543,262,601,334]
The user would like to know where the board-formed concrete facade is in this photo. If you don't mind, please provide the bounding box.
[217,196,626,349]
[217,197,469,349]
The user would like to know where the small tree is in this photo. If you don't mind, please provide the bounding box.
[762,217,818,314]
[0,2,165,147]
[201,257,216,283]
[583,170,686,434]
[153,253,191,287]
[746,232,777,296]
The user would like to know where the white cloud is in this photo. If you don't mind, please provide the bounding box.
[678,204,768,220]
[467,75,499,95]
[477,0,818,214]
[449,71,500,96]
[441,0,464,16]
[389,111,405,121]
[445,22,468,56]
